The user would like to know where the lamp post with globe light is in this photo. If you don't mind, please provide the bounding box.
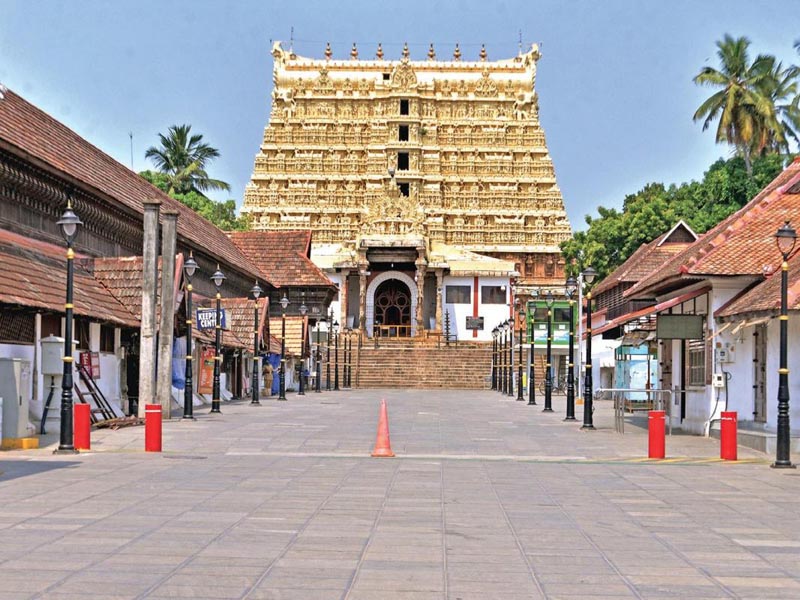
[182,253,198,419]
[55,197,82,454]
[773,221,796,468]
[210,266,226,414]
[565,276,578,421]
[250,281,263,406]
[582,267,597,430]
[278,294,289,400]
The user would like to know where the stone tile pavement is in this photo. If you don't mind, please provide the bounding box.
[0,390,798,599]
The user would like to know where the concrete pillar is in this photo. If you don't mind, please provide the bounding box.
[435,270,444,331]
[156,210,178,418]
[138,200,161,417]
[340,270,350,329]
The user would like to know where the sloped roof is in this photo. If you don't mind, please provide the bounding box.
[0,88,262,281]
[228,230,334,287]
[268,315,307,356]
[717,257,800,318]
[220,297,269,348]
[91,255,183,321]
[593,222,697,296]
[0,229,138,327]
[627,159,800,298]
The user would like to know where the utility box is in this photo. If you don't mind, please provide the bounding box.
[41,335,65,376]
[0,358,32,440]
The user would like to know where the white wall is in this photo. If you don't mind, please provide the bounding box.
[442,275,510,341]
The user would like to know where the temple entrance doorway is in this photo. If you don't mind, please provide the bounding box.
[373,279,412,337]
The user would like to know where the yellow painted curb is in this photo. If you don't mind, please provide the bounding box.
[1,437,40,450]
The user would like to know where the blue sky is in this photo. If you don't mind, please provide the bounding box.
[1,0,799,230]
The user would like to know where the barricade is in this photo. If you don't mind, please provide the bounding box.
[145,404,162,452]
[74,403,91,450]
[648,410,666,459]
[720,411,737,461]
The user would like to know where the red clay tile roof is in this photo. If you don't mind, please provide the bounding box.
[91,255,178,321]
[0,229,138,326]
[220,297,269,349]
[228,231,334,288]
[717,256,800,317]
[268,315,307,356]
[0,88,263,281]
[593,222,697,296]
[627,159,800,298]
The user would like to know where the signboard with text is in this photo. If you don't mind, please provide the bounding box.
[465,316,484,330]
[79,351,101,379]
[196,308,228,331]
[198,346,215,394]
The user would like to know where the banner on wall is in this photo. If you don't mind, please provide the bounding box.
[198,346,215,394]
[79,351,101,379]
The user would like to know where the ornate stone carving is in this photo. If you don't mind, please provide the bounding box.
[391,60,417,90]
[244,41,572,281]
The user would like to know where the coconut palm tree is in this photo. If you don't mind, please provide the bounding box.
[145,124,230,195]
[693,35,777,174]
[754,58,800,155]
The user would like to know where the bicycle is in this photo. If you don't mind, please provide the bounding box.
[538,375,567,395]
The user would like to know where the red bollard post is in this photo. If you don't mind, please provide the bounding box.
[144,404,162,452]
[648,410,666,459]
[720,411,737,461]
[74,403,91,450]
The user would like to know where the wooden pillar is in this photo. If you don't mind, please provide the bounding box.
[435,270,444,332]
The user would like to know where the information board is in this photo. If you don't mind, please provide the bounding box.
[465,316,484,330]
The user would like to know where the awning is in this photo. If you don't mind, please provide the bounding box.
[594,286,711,336]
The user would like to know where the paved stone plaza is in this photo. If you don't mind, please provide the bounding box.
[1,390,799,600]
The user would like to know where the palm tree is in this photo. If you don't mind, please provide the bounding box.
[754,58,800,155]
[145,124,230,195]
[693,35,777,174]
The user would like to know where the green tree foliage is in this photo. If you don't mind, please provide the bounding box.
[561,154,791,279]
[693,36,799,173]
[145,124,231,194]
[139,170,248,231]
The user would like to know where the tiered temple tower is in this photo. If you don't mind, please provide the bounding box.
[242,41,572,339]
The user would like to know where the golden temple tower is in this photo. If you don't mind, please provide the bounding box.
[243,41,572,339]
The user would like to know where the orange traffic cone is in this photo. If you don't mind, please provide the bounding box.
[371,399,395,457]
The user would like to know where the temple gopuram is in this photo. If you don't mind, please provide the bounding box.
[242,41,572,341]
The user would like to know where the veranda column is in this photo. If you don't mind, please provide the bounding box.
[415,261,427,336]
[358,267,367,334]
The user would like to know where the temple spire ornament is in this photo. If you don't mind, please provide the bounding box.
[376,43,384,60]
[480,44,487,61]
[428,43,436,60]
[402,42,410,60]
[324,42,332,60]
[351,43,358,60]
[453,43,461,61]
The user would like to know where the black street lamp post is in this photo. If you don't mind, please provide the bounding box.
[210,266,226,414]
[297,298,308,396]
[565,277,578,421]
[55,198,82,454]
[278,294,289,400]
[491,327,498,391]
[333,321,340,391]
[500,322,506,394]
[528,291,538,405]
[774,222,796,468]
[183,253,198,419]
[315,318,325,393]
[326,308,332,390]
[251,281,263,406]
[507,320,514,397]
[517,307,525,401]
[582,267,597,430]
[346,331,353,387]
[543,291,554,412]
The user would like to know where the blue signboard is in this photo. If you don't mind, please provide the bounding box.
[196,308,228,331]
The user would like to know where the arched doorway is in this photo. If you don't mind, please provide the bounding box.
[373,279,412,337]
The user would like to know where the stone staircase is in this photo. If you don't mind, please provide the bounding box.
[348,338,547,389]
